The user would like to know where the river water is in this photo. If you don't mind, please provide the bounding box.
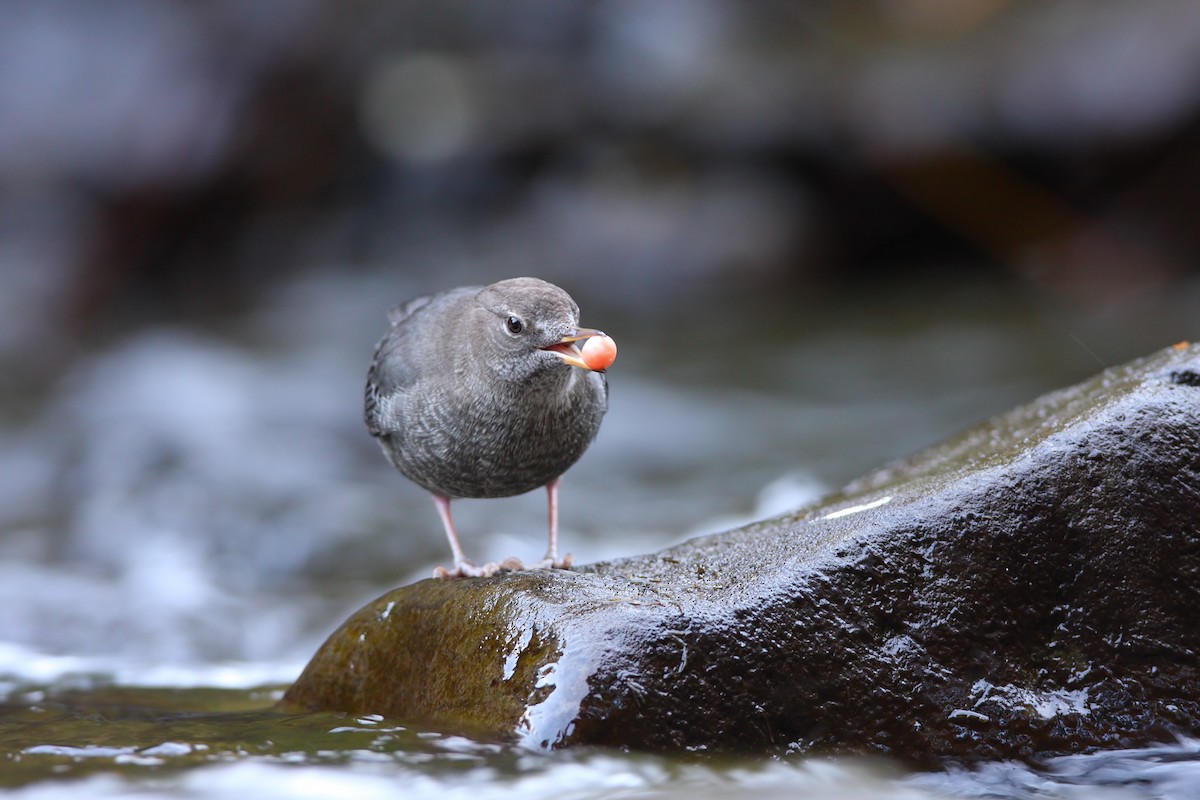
[2,269,1198,798]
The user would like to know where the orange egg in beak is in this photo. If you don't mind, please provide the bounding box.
[542,328,614,371]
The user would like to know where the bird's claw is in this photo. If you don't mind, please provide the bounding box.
[433,553,573,579]
[533,552,574,571]
[433,560,502,580]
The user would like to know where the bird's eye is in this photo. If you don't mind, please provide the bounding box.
[505,315,525,334]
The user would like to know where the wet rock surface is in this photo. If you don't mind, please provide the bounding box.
[284,344,1200,764]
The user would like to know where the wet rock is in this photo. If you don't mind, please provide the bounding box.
[284,343,1200,763]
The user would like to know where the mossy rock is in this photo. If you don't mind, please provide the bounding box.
[284,343,1200,764]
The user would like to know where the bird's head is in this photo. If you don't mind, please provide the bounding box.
[474,277,608,381]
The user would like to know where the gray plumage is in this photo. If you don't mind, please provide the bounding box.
[365,277,609,577]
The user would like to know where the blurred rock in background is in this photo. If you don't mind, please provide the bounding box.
[4,0,1199,362]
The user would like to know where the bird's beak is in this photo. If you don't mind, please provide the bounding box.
[542,327,606,370]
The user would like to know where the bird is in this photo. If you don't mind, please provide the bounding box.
[364,277,611,579]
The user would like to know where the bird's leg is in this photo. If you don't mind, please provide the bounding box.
[430,494,500,579]
[537,477,574,570]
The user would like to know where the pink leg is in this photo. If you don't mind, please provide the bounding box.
[431,495,499,579]
[541,478,573,569]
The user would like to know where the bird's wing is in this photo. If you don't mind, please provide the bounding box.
[364,287,477,437]
[387,294,433,326]
[365,300,431,437]
[363,340,395,437]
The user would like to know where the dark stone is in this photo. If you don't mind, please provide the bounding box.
[283,343,1200,764]
[1171,369,1200,387]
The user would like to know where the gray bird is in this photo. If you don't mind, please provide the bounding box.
[364,277,610,578]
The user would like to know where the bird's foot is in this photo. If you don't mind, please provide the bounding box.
[498,556,526,571]
[432,554,572,579]
[532,552,574,571]
[432,560,502,580]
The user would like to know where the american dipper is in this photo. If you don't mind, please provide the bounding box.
[364,277,611,578]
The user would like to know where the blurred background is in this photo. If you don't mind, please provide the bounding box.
[1,0,1199,680]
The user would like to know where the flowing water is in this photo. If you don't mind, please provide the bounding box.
[2,269,1199,798]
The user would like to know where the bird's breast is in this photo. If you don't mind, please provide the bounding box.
[390,371,605,499]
